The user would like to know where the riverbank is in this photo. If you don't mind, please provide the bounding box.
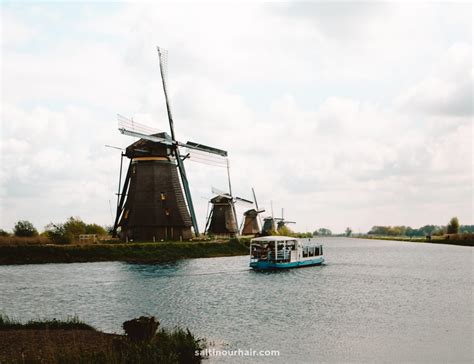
[0,315,204,363]
[355,235,473,247]
[0,239,250,265]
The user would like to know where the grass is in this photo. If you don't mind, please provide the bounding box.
[0,315,205,363]
[0,314,95,331]
[0,238,250,265]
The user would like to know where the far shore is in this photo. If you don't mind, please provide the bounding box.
[353,235,473,247]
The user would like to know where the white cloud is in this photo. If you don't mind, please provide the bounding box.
[0,2,472,233]
[395,43,473,117]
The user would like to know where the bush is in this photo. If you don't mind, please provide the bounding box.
[45,222,69,243]
[13,220,38,237]
[45,217,108,243]
[85,223,107,235]
[0,229,10,237]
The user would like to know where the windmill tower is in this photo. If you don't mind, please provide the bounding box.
[261,217,276,236]
[112,48,228,241]
[241,188,265,236]
[205,187,252,237]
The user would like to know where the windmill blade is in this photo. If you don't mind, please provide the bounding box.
[185,141,228,157]
[256,209,266,214]
[284,221,296,224]
[252,187,263,227]
[211,186,228,196]
[118,127,173,146]
[252,188,259,210]
[156,46,199,236]
[157,47,176,141]
[117,114,161,135]
[234,197,254,204]
[105,144,124,151]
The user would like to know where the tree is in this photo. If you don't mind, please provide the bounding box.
[13,220,38,237]
[85,223,107,235]
[318,228,332,236]
[45,222,67,243]
[0,229,10,237]
[63,217,87,237]
[447,217,460,234]
[345,227,352,237]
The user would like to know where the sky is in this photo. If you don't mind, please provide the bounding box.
[0,1,472,234]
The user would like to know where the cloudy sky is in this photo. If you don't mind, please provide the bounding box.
[1,1,472,234]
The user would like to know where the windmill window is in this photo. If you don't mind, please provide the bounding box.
[164,208,170,216]
[124,210,129,219]
[160,192,166,200]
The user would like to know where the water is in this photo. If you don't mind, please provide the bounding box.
[0,238,472,362]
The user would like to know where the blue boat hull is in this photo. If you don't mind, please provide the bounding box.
[250,257,324,270]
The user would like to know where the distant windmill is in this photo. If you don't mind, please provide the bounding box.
[112,47,228,241]
[261,205,295,236]
[276,208,296,230]
[205,187,252,237]
[241,188,265,236]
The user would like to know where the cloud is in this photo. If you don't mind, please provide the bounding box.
[395,43,473,117]
[0,2,472,233]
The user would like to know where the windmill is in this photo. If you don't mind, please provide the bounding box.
[260,205,296,236]
[204,187,253,237]
[241,188,265,236]
[276,208,296,231]
[112,47,228,241]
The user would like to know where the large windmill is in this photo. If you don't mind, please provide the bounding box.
[112,47,228,241]
[241,188,265,236]
[204,187,252,237]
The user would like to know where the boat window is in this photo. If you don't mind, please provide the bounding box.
[302,247,308,258]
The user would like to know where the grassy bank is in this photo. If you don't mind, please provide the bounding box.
[356,235,473,247]
[0,315,204,363]
[0,239,250,265]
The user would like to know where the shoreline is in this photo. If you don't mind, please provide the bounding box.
[0,239,250,265]
[353,235,473,247]
[1,236,471,266]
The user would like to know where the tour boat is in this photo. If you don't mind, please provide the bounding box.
[249,236,325,270]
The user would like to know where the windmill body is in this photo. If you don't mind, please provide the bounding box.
[261,217,276,236]
[116,133,193,241]
[206,195,239,236]
[241,209,261,235]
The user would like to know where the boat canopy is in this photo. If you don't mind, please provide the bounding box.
[251,236,296,242]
